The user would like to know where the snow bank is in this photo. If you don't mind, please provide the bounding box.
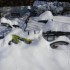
[0,34,70,70]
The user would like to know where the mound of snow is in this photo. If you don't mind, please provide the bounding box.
[1,27,43,48]
[38,11,53,21]
[26,19,44,31]
[43,19,70,32]
[1,28,24,47]
[1,17,19,28]
[1,17,13,26]
[1,17,7,23]
[29,11,53,22]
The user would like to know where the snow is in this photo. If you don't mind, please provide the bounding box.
[1,17,19,28]
[50,36,70,44]
[38,11,53,21]
[29,11,53,22]
[43,17,70,32]
[0,27,70,70]
[0,11,70,70]
[53,16,70,24]
[0,31,70,70]
[26,19,44,30]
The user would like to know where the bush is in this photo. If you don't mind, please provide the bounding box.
[19,37,32,44]
[12,35,32,44]
[12,35,20,44]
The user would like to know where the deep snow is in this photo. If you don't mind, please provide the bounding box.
[0,11,70,70]
[0,30,70,70]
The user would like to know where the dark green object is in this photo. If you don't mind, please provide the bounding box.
[11,34,32,44]
[12,35,20,44]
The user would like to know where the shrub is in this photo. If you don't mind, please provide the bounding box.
[19,37,32,44]
[12,35,32,44]
[12,35,20,44]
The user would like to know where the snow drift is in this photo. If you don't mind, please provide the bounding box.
[0,11,70,70]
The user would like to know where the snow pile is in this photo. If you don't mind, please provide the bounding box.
[0,11,70,70]
[26,19,44,31]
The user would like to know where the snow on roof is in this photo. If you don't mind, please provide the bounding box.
[43,19,70,32]
[1,17,19,27]
[30,15,70,24]
[29,11,53,21]
[29,16,70,32]
[1,17,8,23]
[53,16,70,24]
[38,11,53,21]
[26,19,44,31]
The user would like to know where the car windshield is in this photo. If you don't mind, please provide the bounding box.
[43,31,70,42]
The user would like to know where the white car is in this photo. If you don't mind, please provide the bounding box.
[1,17,19,28]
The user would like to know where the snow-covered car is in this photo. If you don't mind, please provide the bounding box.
[43,30,70,49]
[1,17,19,28]
[29,11,53,24]
[50,36,70,49]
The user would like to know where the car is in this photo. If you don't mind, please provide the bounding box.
[43,31,70,49]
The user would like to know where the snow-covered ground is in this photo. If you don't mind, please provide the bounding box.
[0,11,70,70]
[0,29,70,70]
